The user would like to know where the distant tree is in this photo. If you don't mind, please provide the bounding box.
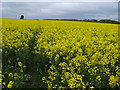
[20,15,24,19]
[91,19,98,22]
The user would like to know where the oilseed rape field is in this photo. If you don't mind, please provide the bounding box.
[1,19,120,89]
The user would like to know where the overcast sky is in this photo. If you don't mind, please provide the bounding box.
[1,0,120,2]
[1,1,120,21]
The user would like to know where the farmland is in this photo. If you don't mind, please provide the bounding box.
[1,19,120,89]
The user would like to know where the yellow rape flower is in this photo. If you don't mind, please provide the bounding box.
[96,76,101,81]
[7,84,12,88]
[2,82,6,85]
[7,81,14,88]
[9,73,13,77]
[90,86,95,89]
[18,62,23,67]
[9,81,14,84]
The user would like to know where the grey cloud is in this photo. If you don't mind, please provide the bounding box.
[2,2,118,20]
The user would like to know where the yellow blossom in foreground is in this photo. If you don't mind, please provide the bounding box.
[18,62,23,67]
[9,73,13,77]
[7,81,14,88]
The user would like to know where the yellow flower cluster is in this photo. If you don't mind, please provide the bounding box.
[7,81,14,88]
[9,73,20,79]
[2,19,119,88]
[33,20,119,88]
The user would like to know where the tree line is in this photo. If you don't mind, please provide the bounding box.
[45,19,120,24]
[19,15,120,24]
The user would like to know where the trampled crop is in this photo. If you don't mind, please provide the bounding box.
[1,19,120,89]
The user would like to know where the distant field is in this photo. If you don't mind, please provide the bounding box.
[1,19,120,89]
